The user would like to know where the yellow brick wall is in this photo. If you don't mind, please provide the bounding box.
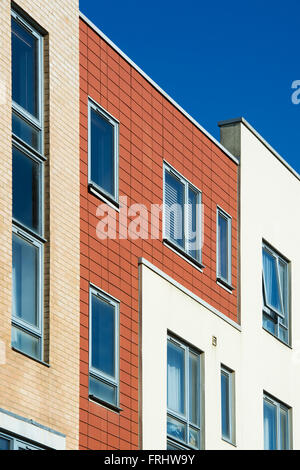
[0,0,80,449]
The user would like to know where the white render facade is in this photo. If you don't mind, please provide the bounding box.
[140,118,300,450]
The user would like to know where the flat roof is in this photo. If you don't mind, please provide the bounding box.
[218,117,300,182]
[79,12,239,166]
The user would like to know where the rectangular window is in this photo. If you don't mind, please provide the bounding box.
[264,394,291,450]
[163,163,202,266]
[167,336,201,450]
[221,366,235,444]
[88,99,119,205]
[89,287,119,408]
[11,10,43,152]
[11,10,45,361]
[217,207,232,288]
[262,243,290,344]
[0,432,43,450]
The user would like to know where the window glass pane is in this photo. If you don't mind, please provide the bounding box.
[13,147,41,234]
[12,325,40,360]
[0,437,11,450]
[264,399,277,450]
[280,407,289,450]
[90,108,115,198]
[263,313,276,336]
[12,112,41,151]
[187,187,199,260]
[12,18,38,118]
[89,375,117,406]
[165,171,184,248]
[189,427,200,449]
[167,415,186,443]
[263,248,282,314]
[278,260,288,325]
[91,294,115,377]
[189,351,199,426]
[167,440,185,450]
[12,233,39,328]
[167,341,185,415]
[218,212,229,280]
[221,370,231,440]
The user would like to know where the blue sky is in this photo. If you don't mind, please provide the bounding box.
[80,0,300,174]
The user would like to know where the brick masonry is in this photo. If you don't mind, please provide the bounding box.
[79,17,239,450]
[0,0,80,450]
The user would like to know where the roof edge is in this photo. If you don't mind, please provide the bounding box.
[218,117,300,182]
[79,12,239,166]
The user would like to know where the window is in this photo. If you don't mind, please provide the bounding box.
[264,394,291,450]
[89,287,119,408]
[88,99,119,204]
[217,207,232,288]
[262,243,290,344]
[12,10,43,152]
[167,336,202,450]
[221,366,235,444]
[0,432,43,450]
[11,10,45,361]
[163,163,202,266]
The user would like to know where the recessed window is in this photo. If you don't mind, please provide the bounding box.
[167,336,201,450]
[264,394,291,450]
[11,11,43,152]
[89,287,119,408]
[11,10,45,362]
[221,366,235,444]
[88,99,119,204]
[262,243,290,344]
[13,145,42,235]
[12,229,42,360]
[163,163,202,266]
[217,207,232,288]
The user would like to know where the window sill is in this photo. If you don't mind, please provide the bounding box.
[88,183,119,212]
[221,437,237,447]
[217,277,234,293]
[12,347,50,368]
[88,394,122,414]
[262,327,291,349]
[163,239,205,272]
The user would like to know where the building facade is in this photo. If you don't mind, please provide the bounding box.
[0,0,299,452]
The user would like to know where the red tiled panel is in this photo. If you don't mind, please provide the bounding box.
[79,18,239,450]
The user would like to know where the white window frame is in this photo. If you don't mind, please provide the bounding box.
[163,162,202,267]
[167,335,202,450]
[262,242,290,344]
[221,365,235,445]
[11,9,44,152]
[263,393,291,450]
[89,285,120,409]
[216,206,232,288]
[88,98,119,206]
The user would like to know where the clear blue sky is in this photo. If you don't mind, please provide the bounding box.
[80,0,300,174]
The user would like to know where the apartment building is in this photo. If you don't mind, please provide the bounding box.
[0,1,80,449]
[0,0,299,452]
[79,14,239,450]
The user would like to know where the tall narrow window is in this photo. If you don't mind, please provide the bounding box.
[89,287,119,408]
[221,366,235,444]
[217,207,232,288]
[264,394,291,450]
[163,163,202,267]
[167,336,201,450]
[88,99,119,205]
[262,243,290,344]
[11,10,44,361]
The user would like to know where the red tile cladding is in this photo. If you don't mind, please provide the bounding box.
[79,18,239,450]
